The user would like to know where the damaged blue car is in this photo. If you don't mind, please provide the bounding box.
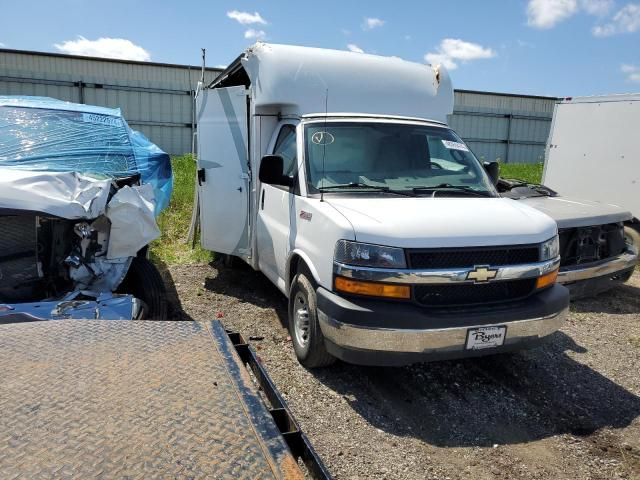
[0,96,172,321]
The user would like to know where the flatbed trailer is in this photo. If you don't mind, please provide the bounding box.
[0,320,331,479]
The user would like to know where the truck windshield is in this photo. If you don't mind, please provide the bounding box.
[304,122,496,196]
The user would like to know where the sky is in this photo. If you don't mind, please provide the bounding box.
[0,0,638,97]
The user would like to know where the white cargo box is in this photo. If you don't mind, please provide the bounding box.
[543,94,640,219]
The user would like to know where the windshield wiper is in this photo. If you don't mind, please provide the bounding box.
[412,183,492,197]
[319,182,414,196]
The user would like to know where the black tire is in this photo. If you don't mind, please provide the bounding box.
[118,257,168,320]
[221,254,241,268]
[624,225,640,253]
[288,272,335,368]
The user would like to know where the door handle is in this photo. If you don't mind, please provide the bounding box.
[261,189,265,210]
[197,168,206,185]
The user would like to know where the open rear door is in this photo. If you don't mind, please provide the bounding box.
[196,86,251,257]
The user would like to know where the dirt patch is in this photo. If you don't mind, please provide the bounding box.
[163,262,640,480]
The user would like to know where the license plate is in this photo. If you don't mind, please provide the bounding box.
[465,326,507,350]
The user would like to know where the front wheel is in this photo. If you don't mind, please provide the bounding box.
[117,257,168,320]
[288,273,335,368]
[624,225,640,252]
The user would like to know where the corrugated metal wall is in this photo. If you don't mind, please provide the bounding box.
[449,90,557,164]
[1,49,557,161]
[0,49,222,155]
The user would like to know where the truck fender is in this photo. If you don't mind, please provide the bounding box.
[285,249,322,294]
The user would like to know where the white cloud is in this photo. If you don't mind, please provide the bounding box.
[593,3,640,36]
[526,0,613,28]
[581,0,614,15]
[0,42,5,48]
[244,28,266,40]
[621,63,640,82]
[363,17,385,30]
[527,0,578,28]
[424,38,496,70]
[54,36,150,61]
[347,44,364,53]
[226,10,267,25]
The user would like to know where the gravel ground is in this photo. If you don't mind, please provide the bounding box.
[161,262,640,480]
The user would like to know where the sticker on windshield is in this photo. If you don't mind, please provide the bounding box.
[311,131,335,145]
[442,140,469,152]
[82,113,122,128]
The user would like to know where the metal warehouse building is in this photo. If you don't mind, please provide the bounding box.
[0,48,557,162]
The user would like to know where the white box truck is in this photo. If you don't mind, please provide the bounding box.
[543,94,640,248]
[195,43,569,367]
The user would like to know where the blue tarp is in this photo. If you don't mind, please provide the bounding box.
[0,96,172,214]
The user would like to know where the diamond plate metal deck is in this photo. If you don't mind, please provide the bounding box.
[0,320,303,479]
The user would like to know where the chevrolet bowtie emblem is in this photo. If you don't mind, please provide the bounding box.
[466,266,498,283]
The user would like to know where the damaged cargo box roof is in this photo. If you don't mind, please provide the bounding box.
[0,96,172,214]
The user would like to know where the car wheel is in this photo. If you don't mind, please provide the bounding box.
[288,272,335,368]
[118,257,168,320]
[624,225,640,252]
[220,254,241,268]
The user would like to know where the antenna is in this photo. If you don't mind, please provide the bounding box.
[200,48,206,84]
[320,88,328,202]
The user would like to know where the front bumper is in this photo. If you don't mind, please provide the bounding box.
[0,292,144,323]
[558,247,637,298]
[558,247,637,284]
[317,284,569,366]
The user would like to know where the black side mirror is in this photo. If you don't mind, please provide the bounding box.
[259,154,294,187]
[483,161,500,186]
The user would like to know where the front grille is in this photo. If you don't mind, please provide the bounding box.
[559,223,625,267]
[0,216,40,301]
[414,278,537,307]
[407,245,540,269]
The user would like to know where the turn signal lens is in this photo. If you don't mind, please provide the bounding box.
[334,277,411,299]
[536,269,559,289]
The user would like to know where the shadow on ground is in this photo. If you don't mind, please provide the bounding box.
[203,263,640,449]
[571,280,640,314]
[312,333,640,449]
[154,258,194,321]
[202,259,289,327]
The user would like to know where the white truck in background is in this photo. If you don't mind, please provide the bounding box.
[195,43,569,368]
[543,94,640,248]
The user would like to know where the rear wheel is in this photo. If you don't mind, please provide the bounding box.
[118,257,168,320]
[288,272,335,368]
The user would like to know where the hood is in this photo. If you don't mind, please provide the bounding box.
[325,196,557,248]
[0,169,111,219]
[515,196,632,229]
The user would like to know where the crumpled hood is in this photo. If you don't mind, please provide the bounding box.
[326,196,557,248]
[0,169,111,219]
[514,196,632,229]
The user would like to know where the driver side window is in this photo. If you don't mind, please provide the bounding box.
[273,125,298,177]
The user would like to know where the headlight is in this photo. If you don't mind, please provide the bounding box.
[334,240,407,269]
[540,235,560,261]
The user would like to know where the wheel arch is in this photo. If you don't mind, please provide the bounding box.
[286,250,321,294]
[625,217,640,230]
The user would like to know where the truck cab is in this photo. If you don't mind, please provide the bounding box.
[196,43,569,367]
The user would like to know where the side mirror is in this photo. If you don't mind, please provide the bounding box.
[483,161,500,186]
[259,155,294,187]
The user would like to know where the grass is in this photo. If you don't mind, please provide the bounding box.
[149,154,214,265]
[499,162,544,184]
[149,157,545,265]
